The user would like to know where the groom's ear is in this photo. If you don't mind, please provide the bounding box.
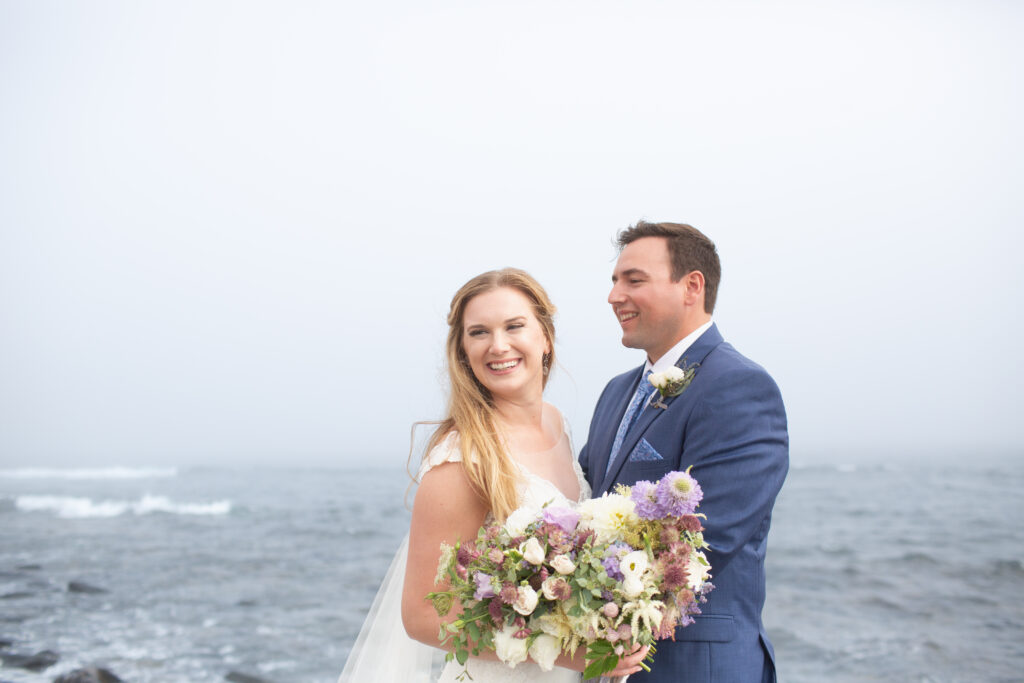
[681,270,706,307]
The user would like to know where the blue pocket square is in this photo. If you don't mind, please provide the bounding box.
[629,438,664,462]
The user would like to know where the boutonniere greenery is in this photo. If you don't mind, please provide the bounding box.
[647,361,699,410]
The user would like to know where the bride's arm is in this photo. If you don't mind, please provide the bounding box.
[401,461,489,648]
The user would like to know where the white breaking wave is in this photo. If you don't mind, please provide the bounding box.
[0,467,178,480]
[15,494,231,518]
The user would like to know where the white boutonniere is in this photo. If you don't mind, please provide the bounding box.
[648,361,699,409]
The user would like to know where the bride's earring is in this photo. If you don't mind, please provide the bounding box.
[542,353,551,376]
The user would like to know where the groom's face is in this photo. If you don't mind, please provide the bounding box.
[609,236,689,362]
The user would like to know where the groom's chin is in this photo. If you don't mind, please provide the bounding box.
[619,334,642,351]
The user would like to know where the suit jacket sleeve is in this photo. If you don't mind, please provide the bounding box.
[686,365,788,566]
[578,379,615,487]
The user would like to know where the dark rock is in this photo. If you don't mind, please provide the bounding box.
[67,581,107,595]
[1,592,33,600]
[53,666,124,683]
[0,637,12,648]
[0,648,59,671]
[225,672,275,683]
[0,613,28,624]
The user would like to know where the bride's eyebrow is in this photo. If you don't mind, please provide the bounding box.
[464,316,527,332]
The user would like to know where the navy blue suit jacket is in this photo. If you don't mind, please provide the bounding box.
[579,324,788,682]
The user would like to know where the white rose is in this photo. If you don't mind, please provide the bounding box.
[619,550,649,579]
[648,370,667,388]
[662,366,686,382]
[686,551,711,591]
[520,537,546,565]
[622,575,645,598]
[551,554,576,575]
[513,585,539,615]
[528,633,562,672]
[493,624,529,667]
[541,576,561,600]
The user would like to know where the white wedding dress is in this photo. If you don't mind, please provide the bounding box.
[338,417,590,683]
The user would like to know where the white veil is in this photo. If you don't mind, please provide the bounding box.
[338,534,443,682]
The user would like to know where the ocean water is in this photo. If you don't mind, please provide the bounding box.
[0,462,1021,682]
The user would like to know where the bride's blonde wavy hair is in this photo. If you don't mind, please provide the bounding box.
[424,268,557,522]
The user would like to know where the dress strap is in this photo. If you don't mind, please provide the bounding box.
[417,431,462,481]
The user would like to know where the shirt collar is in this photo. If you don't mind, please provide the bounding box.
[643,319,714,374]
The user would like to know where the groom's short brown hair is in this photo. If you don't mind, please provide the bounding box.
[617,221,721,313]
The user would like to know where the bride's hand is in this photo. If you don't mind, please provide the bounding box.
[607,643,650,677]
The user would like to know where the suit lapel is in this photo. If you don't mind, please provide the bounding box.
[600,324,725,493]
[592,366,645,492]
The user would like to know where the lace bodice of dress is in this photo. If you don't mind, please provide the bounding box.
[417,415,591,508]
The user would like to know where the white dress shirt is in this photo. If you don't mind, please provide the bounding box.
[643,319,714,374]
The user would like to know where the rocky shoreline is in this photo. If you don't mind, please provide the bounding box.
[1,570,276,683]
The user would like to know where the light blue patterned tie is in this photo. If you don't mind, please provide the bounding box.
[606,370,654,476]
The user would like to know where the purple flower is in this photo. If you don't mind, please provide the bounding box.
[542,506,580,533]
[601,542,631,581]
[602,555,624,581]
[656,471,703,516]
[630,479,665,519]
[488,597,504,626]
[474,572,496,600]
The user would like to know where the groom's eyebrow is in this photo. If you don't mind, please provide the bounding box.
[612,268,647,282]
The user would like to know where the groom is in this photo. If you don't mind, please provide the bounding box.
[579,221,788,682]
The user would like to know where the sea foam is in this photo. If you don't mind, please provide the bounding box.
[15,494,231,518]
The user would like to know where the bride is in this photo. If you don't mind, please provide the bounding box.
[339,269,646,682]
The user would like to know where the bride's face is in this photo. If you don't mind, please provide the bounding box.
[461,286,551,404]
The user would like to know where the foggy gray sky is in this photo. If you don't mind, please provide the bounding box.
[1,1,1021,469]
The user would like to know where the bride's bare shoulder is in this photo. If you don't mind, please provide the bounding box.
[542,402,569,439]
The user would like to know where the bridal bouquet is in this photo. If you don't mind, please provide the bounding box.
[427,470,713,679]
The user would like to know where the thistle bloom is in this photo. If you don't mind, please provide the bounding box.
[499,584,519,605]
[661,560,688,592]
[656,471,703,516]
[488,596,504,625]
